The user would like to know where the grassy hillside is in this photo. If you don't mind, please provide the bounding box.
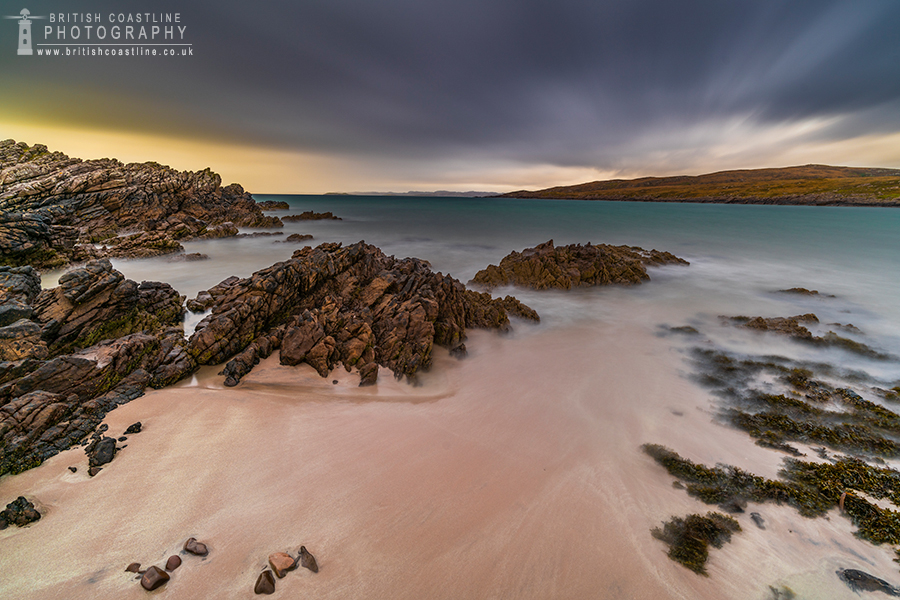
[500,165,900,206]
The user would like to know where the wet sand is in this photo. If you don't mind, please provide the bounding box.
[0,315,895,599]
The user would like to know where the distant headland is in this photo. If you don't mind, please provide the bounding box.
[496,165,900,206]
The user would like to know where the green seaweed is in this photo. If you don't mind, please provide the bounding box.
[651,512,741,575]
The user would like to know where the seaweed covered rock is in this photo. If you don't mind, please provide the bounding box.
[470,239,688,291]
[651,512,740,575]
[0,139,281,267]
[727,314,894,359]
[188,241,539,386]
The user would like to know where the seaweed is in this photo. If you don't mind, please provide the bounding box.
[651,512,740,575]
[644,445,900,546]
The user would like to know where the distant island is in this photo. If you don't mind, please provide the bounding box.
[325,190,492,197]
[497,165,900,206]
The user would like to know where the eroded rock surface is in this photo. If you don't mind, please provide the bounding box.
[470,239,688,291]
[0,260,191,475]
[188,242,538,386]
[0,139,281,268]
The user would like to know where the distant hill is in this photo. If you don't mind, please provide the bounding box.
[326,190,492,197]
[498,165,900,206]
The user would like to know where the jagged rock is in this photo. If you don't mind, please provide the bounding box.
[125,422,142,434]
[86,436,116,469]
[0,496,41,529]
[359,362,378,386]
[0,139,281,268]
[282,211,341,221]
[255,570,276,594]
[0,266,41,327]
[31,259,185,357]
[165,555,182,571]
[140,566,170,591]
[187,242,538,386]
[283,233,314,244]
[470,239,688,291]
[268,552,296,578]
[184,537,209,556]
[88,467,101,477]
[257,200,290,210]
[738,313,819,339]
[299,546,318,573]
[0,319,48,361]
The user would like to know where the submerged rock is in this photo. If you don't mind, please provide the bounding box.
[470,239,688,291]
[282,211,341,221]
[837,569,900,596]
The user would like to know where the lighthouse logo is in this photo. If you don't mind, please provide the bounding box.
[4,8,44,55]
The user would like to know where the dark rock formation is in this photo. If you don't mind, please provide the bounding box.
[184,537,209,556]
[299,546,318,573]
[187,241,538,386]
[728,314,894,359]
[837,569,900,595]
[86,436,116,470]
[268,552,296,578]
[255,570,276,594]
[282,211,341,222]
[257,200,290,210]
[167,252,209,262]
[0,139,281,268]
[125,563,141,573]
[124,422,142,434]
[140,566,170,591]
[0,496,41,529]
[236,231,283,238]
[282,233,314,244]
[469,240,688,291]
[0,261,192,476]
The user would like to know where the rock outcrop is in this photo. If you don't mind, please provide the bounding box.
[0,139,281,268]
[0,260,192,475]
[282,211,341,222]
[469,240,688,291]
[257,200,290,210]
[0,495,41,529]
[187,241,538,386]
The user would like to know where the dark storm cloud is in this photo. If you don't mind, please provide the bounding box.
[4,0,900,169]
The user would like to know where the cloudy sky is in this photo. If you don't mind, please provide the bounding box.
[2,0,899,193]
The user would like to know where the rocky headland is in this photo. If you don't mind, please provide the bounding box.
[470,239,688,291]
[0,140,282,269]
[0,239,540,476]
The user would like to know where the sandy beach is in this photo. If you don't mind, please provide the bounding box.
[2,306,894,599]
